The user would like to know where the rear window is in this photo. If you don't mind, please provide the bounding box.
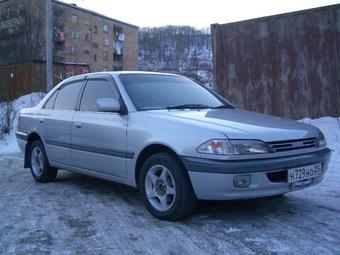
[44,91,57,109]
[54,81,83,110]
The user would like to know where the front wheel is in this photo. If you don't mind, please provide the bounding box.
[139,152,197,220]
[29,140,58,183]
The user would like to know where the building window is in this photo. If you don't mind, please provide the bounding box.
[84,50,90,55]
[103,24,109,33]
[55,43,65,51]
[71,31,78,38]
[113,53,122,62]
[104,38,109,46]
[113,65,122,71]
[94,54,97,62]
[103,52,108,60]
[17,3,24,16]
[71,46,77,53]
[72,15,78,23]
[7,7,10,19]
[94,25,98,33]
[103,67,108,71]
[93,43,98,48]
[85,33,89,41]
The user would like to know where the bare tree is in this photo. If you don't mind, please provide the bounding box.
[21,0,45,61]
[0,0,44,140]
[0,81,14,140]
[138,26,213,86]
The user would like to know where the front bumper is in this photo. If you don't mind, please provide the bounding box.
[181,148,331,200]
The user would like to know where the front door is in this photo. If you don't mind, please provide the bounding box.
[70,77,128,178]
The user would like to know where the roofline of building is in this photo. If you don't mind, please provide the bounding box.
[53,0,139,29]
[211,3,339,28]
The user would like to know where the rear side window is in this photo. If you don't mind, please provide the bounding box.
[44,91,57,109]
[80,80,117,112]
[54,81,83,110]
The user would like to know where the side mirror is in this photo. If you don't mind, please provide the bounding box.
[96,98,121,113]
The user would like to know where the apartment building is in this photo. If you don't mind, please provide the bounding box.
[0,0,138,99]
[53,0,138,72]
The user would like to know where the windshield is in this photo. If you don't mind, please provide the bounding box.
[119,74,232,110]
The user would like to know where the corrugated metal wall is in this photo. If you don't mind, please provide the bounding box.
[212,4,340,119]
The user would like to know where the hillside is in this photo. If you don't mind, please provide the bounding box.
[138,26,213,87]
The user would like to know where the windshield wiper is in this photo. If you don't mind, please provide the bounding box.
[212,105,235,109]
[166,104,210,110]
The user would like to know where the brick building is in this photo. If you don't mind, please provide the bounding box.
[52,0,138,72]
[0,0,138,99]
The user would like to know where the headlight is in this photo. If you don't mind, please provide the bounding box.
[197,139,233,155]
[318,132,327,147]
[197,139,271,156]
[230,140,272,155]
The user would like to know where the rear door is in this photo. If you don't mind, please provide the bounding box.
[71,76,128,178]
[41,80,84,166]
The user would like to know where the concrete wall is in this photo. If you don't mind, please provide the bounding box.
[212,4,340,119]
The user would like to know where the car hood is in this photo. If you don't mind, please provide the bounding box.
[148,109,319,142]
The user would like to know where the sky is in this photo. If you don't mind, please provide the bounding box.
[62,0,340,27]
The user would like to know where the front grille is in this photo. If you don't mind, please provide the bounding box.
[267,137,318,152]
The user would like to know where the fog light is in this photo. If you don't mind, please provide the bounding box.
[233,175,250,188]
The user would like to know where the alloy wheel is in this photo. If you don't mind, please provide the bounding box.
[145,164,176,212]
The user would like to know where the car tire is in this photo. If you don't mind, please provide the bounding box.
[29,140,58,183]
[139,152,197,220]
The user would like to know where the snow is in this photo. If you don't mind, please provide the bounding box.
[300,117,340,156]
[0,93,45,154]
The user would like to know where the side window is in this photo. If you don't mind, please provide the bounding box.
[54,81,83,110]
[80,80,117,112]
[44,91,58,109]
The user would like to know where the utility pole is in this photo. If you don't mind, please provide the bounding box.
[45,0,53,92]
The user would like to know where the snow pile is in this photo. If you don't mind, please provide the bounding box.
[297,117,340,211]
[0,93,45,154]
[300,117,340,157]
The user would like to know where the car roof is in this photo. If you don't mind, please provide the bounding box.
[61,71,181,84]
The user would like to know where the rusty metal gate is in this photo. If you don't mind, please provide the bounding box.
[212,4,340,119]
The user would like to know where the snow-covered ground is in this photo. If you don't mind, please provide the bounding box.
[0,94,339,254]
[0,93,45,154]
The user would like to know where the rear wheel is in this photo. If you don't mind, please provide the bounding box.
[29,140,58,183]
[139,152,197,220]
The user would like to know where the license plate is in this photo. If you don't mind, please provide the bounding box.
[292,179,312,188]
[288,163,322,183]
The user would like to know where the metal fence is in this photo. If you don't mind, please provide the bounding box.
[211,4,340,119]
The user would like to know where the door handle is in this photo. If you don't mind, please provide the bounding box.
[39,118,44,124]
[74,122,82,128]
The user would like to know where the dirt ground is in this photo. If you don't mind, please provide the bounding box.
[0,153,339,255]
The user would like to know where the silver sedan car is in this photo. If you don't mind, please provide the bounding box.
[16,72,331,220]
